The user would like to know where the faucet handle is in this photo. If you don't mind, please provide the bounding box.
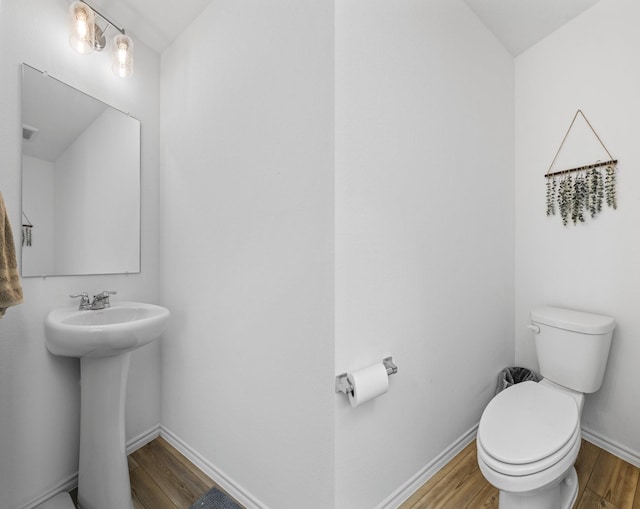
[70,292,91,310]
[95,290,117,307]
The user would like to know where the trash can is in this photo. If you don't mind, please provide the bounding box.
[495,366,541,395]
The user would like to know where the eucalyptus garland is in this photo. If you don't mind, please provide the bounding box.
[557,175,573,226]
[546,178,555,216]
[605,165,617,209]
[572,173,587,224]
[587,167,603,218]
[545,163,618,225]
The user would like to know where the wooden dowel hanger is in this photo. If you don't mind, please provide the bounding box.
[545,159,618,179]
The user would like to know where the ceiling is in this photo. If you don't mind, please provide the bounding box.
[82,0,602,56]
[464,0,602,55]
[22,65,107,162]
[84,0,213,53]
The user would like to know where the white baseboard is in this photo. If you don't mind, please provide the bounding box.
[17,424,161,509]
[376,423,479,509]
[16,472,78,509]
[582,426,640,468]
[126,424,161,455]
[160,425,266,509]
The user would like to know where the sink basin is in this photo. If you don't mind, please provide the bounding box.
[45,301,170,358]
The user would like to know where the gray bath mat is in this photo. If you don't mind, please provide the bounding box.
[191,487,243,509]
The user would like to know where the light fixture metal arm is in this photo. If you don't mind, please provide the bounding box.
[81,0,125,35]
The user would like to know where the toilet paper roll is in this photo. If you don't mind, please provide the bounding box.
[347,362,389,408]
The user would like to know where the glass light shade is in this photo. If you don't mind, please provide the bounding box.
[69,1,96,54]
[112,34,134,78]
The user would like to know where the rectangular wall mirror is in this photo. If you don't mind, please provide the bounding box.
[20,63,141,277]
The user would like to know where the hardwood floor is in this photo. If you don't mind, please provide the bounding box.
[71,436,244,509]
[400,439,640,509]
[129,437,227,509]
[68,435,639,509]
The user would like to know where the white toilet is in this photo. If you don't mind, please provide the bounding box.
[477,306,615,509]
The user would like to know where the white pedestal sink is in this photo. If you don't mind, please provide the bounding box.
[45,302,170,509]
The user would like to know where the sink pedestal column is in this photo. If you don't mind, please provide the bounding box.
[78,352,133,509]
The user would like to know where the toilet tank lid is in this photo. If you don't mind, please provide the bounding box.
[531,307,615,334]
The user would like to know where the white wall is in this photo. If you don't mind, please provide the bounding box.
[515,0,640,459]
[22,156,54,276]
[334,1,514,507]
[0,1,161,507]
[160,0,335,508]
[53,108,140,275]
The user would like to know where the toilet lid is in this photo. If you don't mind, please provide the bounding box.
[478,381,579,465]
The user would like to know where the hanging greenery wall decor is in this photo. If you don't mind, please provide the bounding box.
[545,163,616,226]
[544,110,618,226]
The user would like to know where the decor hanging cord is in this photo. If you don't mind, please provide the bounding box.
[22,211,33,247]
[22,211,33,228]
[545,110,617,179]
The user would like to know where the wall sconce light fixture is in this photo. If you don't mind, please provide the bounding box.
[68,1,134,78]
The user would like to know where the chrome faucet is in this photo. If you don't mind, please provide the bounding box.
[90,291,117,310]
[70,292,91,310]
[70,290,117,310]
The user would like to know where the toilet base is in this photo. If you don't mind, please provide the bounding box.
[499,467,578,509]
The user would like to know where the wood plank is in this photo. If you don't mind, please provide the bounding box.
[399,440,477,508]
[575,440,601,502]
[132,496,146,509]
[465,481,499,509]
[132,440,210,508]
[153,437,245,508]
[156,436,217,490]
[587,448,640,509]
[633,473,640,509]
[408,442,482,509]
[576,487,618,509]
[440,463,489,508]
[130,466,178,509]
[128,454,140,471]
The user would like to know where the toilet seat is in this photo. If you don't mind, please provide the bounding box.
[477,431,581,494]
[478,424,580,477]
[477,381,579,477]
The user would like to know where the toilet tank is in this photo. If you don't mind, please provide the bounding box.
[530,307,615,394]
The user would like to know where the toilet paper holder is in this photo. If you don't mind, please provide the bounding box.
[335,357,398,394]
